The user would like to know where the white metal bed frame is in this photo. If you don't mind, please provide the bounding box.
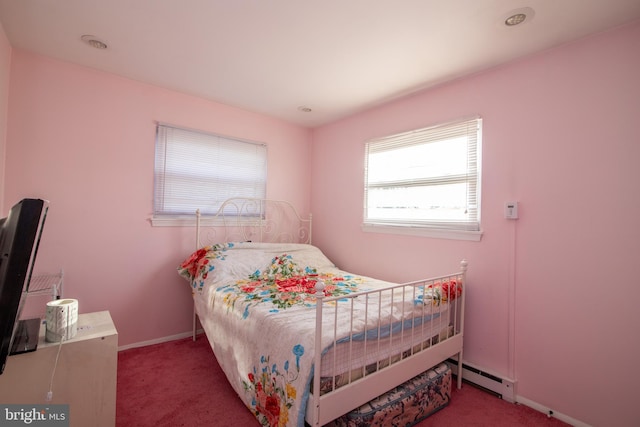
[190,198,466,426]
[192,198,313,340]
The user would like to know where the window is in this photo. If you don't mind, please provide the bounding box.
[363,116,482,240]
[152,124,267,225]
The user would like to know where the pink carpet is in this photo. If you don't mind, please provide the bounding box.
[116,336,569,426]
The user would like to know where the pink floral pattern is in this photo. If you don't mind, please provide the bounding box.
[415,279,463,306]
[177,243,232,291]
[221,253,362,315]
[243,345,305,427]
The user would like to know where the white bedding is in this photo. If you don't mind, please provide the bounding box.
[319,316,452,378]
[179,242,458,427]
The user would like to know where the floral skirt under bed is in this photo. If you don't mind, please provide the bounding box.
[327,362,451,427]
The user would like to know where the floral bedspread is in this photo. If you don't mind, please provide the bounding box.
[178,242,457,427]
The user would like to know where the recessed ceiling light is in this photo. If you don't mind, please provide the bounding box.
[505,13,527,26]
[501,7,535,28]
[81,35,108,50]
[298,106,312,113]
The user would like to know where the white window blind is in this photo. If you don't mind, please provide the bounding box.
[153,124,267,218]
[364,116,482,233]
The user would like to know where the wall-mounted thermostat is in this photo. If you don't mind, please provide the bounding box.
[504,201,519,219]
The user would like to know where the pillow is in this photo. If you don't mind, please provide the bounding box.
[178,243,234,282]
[414,279,463,306]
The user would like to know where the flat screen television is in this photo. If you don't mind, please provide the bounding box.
[0,198,49,375]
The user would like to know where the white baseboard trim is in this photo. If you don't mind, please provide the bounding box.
[118,329,204,351]
[515,395,590,427]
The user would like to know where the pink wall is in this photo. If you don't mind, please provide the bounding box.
[310,21,640,427]
[3,19,639,427]
[4,51,312,347]
[0,22,11,213]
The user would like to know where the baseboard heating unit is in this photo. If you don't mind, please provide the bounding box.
[445,358,516,402]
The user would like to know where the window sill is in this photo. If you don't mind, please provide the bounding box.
[150,216,195,227]
[150,216,225,227]
[361,223,483,241]
[149,216,263,227]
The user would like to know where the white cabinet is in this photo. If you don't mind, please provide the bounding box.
[0,311,118,427]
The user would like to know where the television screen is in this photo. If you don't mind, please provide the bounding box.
[0,198,49,375]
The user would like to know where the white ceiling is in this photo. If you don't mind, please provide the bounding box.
[1,1,639,128]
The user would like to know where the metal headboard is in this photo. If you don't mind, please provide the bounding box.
[192,198,312,340]
[195,197,312,249]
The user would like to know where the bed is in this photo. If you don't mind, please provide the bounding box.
[178,198,466,427]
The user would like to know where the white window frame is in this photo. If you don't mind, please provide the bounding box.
[151,123,267,227]
[363,116,482,241]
